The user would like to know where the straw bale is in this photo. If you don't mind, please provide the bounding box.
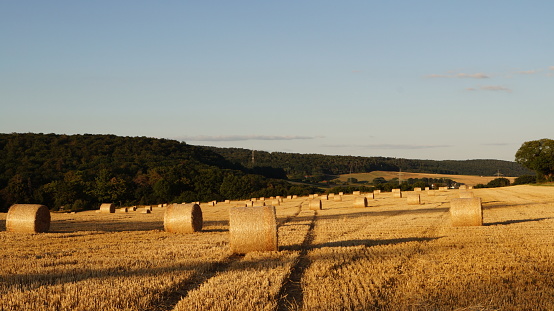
[229,205,278,254]
[293,195,298,199]
[334,195,343,202]
[339,192,344,196]
[354,197,367,208]
[272,199,280,206]
[287,195,293,199]
[309,194,315,199]
[459,191,475,198]
[119,207,129,213]
[251,198,257,202]
[309,200,322,210]
[158,204,163,208]
[259,197,265,201]
[392,188,401,193]
[366,193,374,199]
[321,194,329,200]
[353,191,361,195]
[425,187,430,191]
[164,203,203,233]
[6,204,51,233]
[407,194,420,205]
[246,201,255,207]
[225,200,230,204]
[468,186,473,190]
[373,190,381,194]
[99,203,115,213]
[130,206,137,211]
[141,209,151,214]
[450,198,482,226]
[207,201,215,207]
[414,187,422,192]
[329,193,335,198]
[393,191,402,198]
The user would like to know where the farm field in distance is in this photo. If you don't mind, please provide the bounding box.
[338,170,517,185]
[1,185,554,310]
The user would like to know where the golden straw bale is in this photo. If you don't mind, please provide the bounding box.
[354,197,367,208]
[158,204,163,207]
[164,203,203,233]
[229,205,278,254]
[373,190,381,194]
[334,195,343,202]
[225,200,230,204]
[328,193,335,198]
[414,187,422,192]
[207,201,215,207]
[353,191,361,195]
[339,192,344,196]
[309,200,322,210]
[393,191,402,198]
[141,208,151,214]
[459,191,475,198]
[293,195,298,199]
[6,204,51,233]
[450,197,482,226]
[392,188,401,193]
[272,199,280,206]
[366,193,375,199]
[321,194,329,200]
[259,197,265,201]
[130,206,137,211]
[425,187,430,191]
[119,207,129,213]
[287,195,293,199]
[99,203,115,213]
[309,194,315,199]
[407,194,421,205]
[468,186,473,190]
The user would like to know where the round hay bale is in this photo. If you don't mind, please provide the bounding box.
[229,205,278,254]
[272,199,280,206]
[141,209,151,214]
[225,199,230,204]
[334,195,343,202]
[450,197,482,226]
[246,201,255,207]
[353,191,361,195]
[414,187,422,192]
[393,191,403,198]
[407,194,420,205]
[292,195,298,199]
[338,192,344,196]
[425,187,430,191]
[130,206,137,211]
[373,190,381,194]
[328,193,335,198]
[99,203,115,213]
[119,207,129,213]
[354,197,367,208]
[309,194,315,199]
[321,194,329,200]
[259,197,265,201]
[6,204,51,233]
[459,191,475,198]
[287,195,293,200]
[309,200,322,210]
[366,193,375,199]
[468,186,473,190]
[158,204,163,208]
[164,203,203,233]
[392,188,401,193]
[207,201,215,207]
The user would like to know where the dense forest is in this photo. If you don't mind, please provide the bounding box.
[0,133,318,212]
[203,147,533,182]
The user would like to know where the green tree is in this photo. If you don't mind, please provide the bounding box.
[487,178,511,188]
[515,139,554,182]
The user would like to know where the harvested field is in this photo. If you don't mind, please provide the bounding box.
[340,170,517,186]
[1,185,554,310]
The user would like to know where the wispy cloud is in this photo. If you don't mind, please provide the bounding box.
[515,70,540,75]
[481,85,512,92]
[322,144,451,150]
[180,135,319,142]
[466,85,512,92]
[549,66,554,70]
[425,72,489,79]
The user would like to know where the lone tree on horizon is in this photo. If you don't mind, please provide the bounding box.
[515,138,554,182]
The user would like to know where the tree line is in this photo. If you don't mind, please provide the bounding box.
[0,133,318,212]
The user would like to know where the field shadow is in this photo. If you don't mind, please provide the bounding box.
[0,219,5,231]
[483,201,536,210]
[307,236,442,250]
[50,220,164,233]
[486,218,551,226]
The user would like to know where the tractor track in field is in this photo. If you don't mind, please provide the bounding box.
[147,202,307,311]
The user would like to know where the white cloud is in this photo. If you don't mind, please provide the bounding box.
[480,85,511,92]
[179,135,319,142]
[515,70,540,75]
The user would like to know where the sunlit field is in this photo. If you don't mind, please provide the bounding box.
[2,185,554,310]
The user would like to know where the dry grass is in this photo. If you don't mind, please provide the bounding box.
[2,186,554,310]
[340,170,517,186]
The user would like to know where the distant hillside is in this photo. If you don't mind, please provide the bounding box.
[0,133,317,212]
[203,147,532,180]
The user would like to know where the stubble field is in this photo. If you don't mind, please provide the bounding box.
[1,185,554,310]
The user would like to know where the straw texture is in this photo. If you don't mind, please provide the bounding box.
[450,198,483,226]
[407,194,420,205]
[99,203,115,213]
[309,200,322,210]
[6,204,51,233]
[354,197,367,208]
[164,203,203,233]
[229,205,278,254]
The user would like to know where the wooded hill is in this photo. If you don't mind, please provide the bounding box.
[203,147,532,182]
[0,133,318,212]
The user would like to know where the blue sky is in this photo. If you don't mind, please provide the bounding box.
[2,1,553,161]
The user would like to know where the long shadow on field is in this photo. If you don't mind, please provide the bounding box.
[486,218,551,226]
[307,236,442,250]
[0,219,5,231]
[280,207,449,225]
[50,220,164,232]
